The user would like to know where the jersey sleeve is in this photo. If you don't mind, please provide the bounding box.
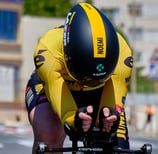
[33,28,77,127]
[99,32,133,113]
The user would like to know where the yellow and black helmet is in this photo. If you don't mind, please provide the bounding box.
[63,3,119,84]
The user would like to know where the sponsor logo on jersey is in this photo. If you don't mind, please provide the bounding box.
[35,84,43,94]
[117,111,127,140]
[34,49,46,69]
[124,56,133,68]
[25,87,34,108]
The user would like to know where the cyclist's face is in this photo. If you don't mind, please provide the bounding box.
[79,79,102,87]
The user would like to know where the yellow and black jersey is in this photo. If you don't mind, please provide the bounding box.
[33,26,133,129]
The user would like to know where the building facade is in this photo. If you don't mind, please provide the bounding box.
[0,0,23,102]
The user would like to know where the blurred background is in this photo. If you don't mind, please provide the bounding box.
[0,0,158,136]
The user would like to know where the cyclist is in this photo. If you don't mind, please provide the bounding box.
[25,2,133,154]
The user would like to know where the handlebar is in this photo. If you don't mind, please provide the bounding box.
[36,124,152,154]
[36,142,152,154]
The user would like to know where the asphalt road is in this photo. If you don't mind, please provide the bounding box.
[0,133,32,154]
[0,132,157,154]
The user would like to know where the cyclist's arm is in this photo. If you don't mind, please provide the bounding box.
[33,29,77,127]
[99,32,132,113]
[112,32,133,109]
[98,32,132,148]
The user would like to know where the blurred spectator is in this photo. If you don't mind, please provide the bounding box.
[144,104,154,131]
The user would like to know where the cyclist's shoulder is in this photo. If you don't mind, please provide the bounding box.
[116,31,131,49]
[34,25,64,57]
[116,32,127,44]
[41,25,64,40]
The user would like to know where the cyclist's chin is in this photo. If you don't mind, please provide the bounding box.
[79,80,103,87]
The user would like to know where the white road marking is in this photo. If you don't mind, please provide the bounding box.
[0,143,4,148]
[16,140,33,147]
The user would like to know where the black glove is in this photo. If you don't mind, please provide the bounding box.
[99,106,120,133]
[74,106,93,133]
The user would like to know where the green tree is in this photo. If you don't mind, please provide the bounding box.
[137,67,154,93]
[24,0,73,17]
[24,0,93,17]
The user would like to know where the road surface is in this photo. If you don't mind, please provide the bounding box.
[0,124,157,154]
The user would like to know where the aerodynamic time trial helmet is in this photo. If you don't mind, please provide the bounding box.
[63,3,119,85]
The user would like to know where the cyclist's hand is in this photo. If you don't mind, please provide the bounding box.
[75,105,93,132]
[99,107,120,133]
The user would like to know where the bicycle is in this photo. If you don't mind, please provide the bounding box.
[36,123,152,154]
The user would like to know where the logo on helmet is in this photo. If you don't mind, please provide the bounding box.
[96,64,104,72]
[94,37,105,58]
[64,11,76,46]
[92,64,106,77]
